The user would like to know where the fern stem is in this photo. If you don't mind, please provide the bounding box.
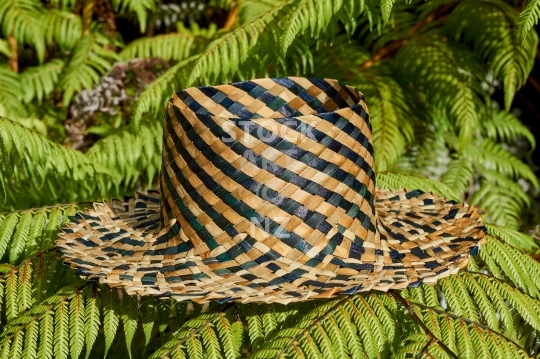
[391,291,459,359]
[7,36,18,73]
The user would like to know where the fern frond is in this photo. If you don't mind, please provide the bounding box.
[482,109,535,147]
[480,236,540,298]
[120,293,139,358]
[0,67,26,119]
[19,59,65,104]
[120,23,217,62]
[441,156,474,198]
[519,0,540,44]
[58,33,120,106]
[0,118,111,210]
[85,120,162,188]
[185,0,292,86]
[148,309,243,359]
[394,30,486,145]
[445,0,537,110]
[486,224,538,252]
[130,56,197,125]
[376,172,460,202]
[103,287,120,357]
[42,9,82,51]
[250,294,396,358]
[464,139,538,188]
[84,284,100,359]
[0,0,46,63]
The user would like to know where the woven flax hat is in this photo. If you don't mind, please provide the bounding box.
[57,77,486,304]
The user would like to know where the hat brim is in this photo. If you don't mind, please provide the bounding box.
[57,188,485,304]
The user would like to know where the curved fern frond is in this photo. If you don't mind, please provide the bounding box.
[0,0,46,63]
[58,33,120,106]
[519,0,540,44]
[482,109,536,148]
[463,139,538,188]
[19,59,65,104]
[445,0,537,110]
[394,30,486,145]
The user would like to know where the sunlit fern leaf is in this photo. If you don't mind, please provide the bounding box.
[445,0,538,110]
[519,0,540,44]
[481,109,536,148]
[394,30,486,145]
[0,285,87,359]
[279,0,375,55]
[69,290,85,359]
[480,236,540,298]
[485,224,538,252]
[85,120,162,188]
[0,118,111,210]
[42,9,82,51]
[250,295,395,359]
[0,67,26,119]
[148,310,242,359]
[84,283,100,359]
[121,293,139,358]
[184,0,293,86]
[140,297,156,349]
[239,0,283,23]
[19,59,65,104]
[103,287,120,357]
[120,23,217,62]
[376,172,460,202]
[57,33,120,106]
[381,0,395,23]
[0,0,46,63]
[111,0,156,32]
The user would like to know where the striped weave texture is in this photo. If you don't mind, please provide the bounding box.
[57,77,486,304]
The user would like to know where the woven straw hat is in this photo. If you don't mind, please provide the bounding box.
[57,77,486,304]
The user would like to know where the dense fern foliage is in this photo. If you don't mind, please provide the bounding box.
[1,0,540,357]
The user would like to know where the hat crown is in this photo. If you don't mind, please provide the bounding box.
[160,77,378,258]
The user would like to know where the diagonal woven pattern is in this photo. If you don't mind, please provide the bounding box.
[57,77,486,304]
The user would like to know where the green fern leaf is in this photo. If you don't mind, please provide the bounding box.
[445,1,537,110]
[69,291,85,359]
[84,284,100,359]
[103,288,120,358]
[0,0,46,63]
[519,0,540,44]
[19,60,65,104]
